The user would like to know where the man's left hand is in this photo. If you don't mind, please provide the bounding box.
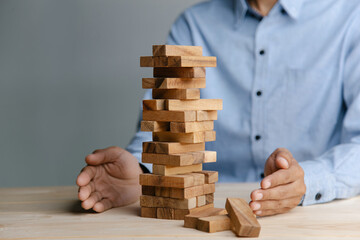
[250,148,306,216]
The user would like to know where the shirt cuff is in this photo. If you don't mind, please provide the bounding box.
[298,160,337,206]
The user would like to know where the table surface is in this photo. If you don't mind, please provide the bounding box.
[0,183,359,240]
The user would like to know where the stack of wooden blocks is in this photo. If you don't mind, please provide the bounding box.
[138,45,222,220]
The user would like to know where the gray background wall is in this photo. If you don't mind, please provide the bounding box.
[0,0,203,187]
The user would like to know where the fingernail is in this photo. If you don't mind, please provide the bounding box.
[251,202,261,211]
[255,211,262,215]
[278,156,289,168]
[255,193,263,200]
[263,181,271,189]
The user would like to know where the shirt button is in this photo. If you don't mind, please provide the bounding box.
[255,135,261,141]
[315,193,322,201]
[260,173,264,178]
[256,90,262,96]
[259,49,265,55]
[281,8,286,14]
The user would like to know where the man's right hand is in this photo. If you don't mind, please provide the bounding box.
[76,146,143,212]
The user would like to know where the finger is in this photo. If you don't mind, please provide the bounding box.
[76,166,97,186]
[93,198,113,213]
[254,207,292,217]
[274,149,294,169]
[250,197,301,212]
[252,181,304,201]
[78,181,96,201]
[81,192,102,210]
[85,146,124,166]
[261,164,300,189]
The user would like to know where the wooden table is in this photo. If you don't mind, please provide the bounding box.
[1,183,359,239]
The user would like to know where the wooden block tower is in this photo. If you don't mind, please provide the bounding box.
[139,45,222,220]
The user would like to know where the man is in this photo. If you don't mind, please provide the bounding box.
[76,0,360,216]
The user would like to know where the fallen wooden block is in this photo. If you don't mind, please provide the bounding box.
[139,173,205,188]
[142,151,216,166]
[152,131,216,143]
[184,207,227,228]
[141,207,157,218]
[197,215,231,233]
[152,89,200,100]
[140,56,216,67]
[225,198,261,237]
[154,67,206,78]
[140,195,196,210]
[170,121,214,133]
[153,45,203,57]
[153,163,203,176]
[143,141,205,154]
[142,78,206,89]
[174,203,214,220]
[166,99,223,111]
[140,121,169,132]
[143,99,166,110]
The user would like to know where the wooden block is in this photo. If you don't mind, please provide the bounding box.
[142,142,205,154]
[170,121,214,133]
[197,215,231,233]
[152,89,200,100]
[139,173,205,188]
[153,131,216,143]
[184,207,228,228]
[203,183,216,194]
[195,170,219,183]
[154,67,205,78]
[197,195,206,207]
[140,121,169,132]
[225,198,261,237]
[206,193,214,204]
[155,187,171,198]
[142,151,216,166]
[174,203,214,220]
[166,99,223,111]
[141,207,157,218]
[153,45,203,56]
[143,110,196,122]
[140,56,216,67]
[140,195,196,210]
[142,78,206,89]
[143,99,166,110]
[153,164,203,176]
[157,208,175,219]
[142,186,155,196]
[196,110,218,121]
[170,184,204,199]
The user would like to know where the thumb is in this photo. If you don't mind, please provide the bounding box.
[85,146,124,165]
[275,151,293,170]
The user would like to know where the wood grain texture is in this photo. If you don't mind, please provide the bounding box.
[157,208,175,219]
[142,151,216,166]
[225,198,261,237]
[195,170,219,184]
[152,89,200,100]
[153,164,203,176]
[141,207,157,218]
[166,99,223,111]
[152,45,203,56]
[152,184,215,200]
[142,141,205,154]
[140,56,216,67]
[196,195,206,207]
[196,110,218,121]
[140,121,169,132]
[140,195,196,210]
[143,99,166,110]
[143,110,196,122]
[206,193,214,204]
[142,78,206,89]
[142,186,155,196]
[173,203,214,220]
[139,173,205,188]
[184,207,228,229]
[154,67,205,78]
[170,121,214,133]
[197,215,231,233]
[152,131,216,143]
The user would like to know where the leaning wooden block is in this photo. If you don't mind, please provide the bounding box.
[143,141,205,154]
[170,121,214,133]
[153,131,216,143]
[197,195,206,207]
[143,110,196,122]
[142,151,216,166]
[225,198,261,237]
[142,78,206,89]
[140,56,216,68]
[139,173,205,188]
[197,215,231,233]
[140,121,169,132]
[166,99,223,111]
[153,164,203,176]
[143,99,166,110]
[174,203,214,220]
[154,67,206,78]
[153,45,203,57]
[157,208,175,219]
[184,207,228,228]
[195,170,219,183]
[152,89,200,100]
[140,195,196,210]
[141,207,157,218]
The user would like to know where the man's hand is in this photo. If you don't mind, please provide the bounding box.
[76,146,143,212]
[250,148,306,216]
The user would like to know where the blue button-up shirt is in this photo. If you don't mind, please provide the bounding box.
[127,0,360,206]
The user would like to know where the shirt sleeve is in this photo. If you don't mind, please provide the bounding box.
[299,15,360,206]
[125,12,194,172]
